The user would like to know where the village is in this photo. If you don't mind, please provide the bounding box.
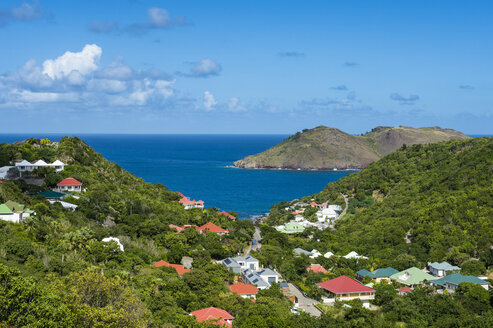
[0,157,491,327]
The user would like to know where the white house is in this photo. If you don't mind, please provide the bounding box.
[220,256,260,273]
[0,201,35,223]
[324,251,335,258]
[56,178,82,192]
[102,237,124,252]
[257,268,279,285]
[0,166,15,179]
[48,199,78,211]
[15,160,65,173]
[344,251,368,260]
[309,249,322,259]
[428,262,461,277]
[316,205,342,223]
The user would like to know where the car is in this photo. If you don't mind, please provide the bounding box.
[290,308,300,314]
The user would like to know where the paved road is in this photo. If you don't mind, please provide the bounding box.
[287,283,322,317]
[245,226,262,255]
[329,194,349,230]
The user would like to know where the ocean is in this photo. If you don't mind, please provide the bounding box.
[0,134,355,218]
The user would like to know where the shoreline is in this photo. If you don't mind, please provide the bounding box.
[226,165,360,172]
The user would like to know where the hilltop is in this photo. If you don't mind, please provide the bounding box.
[234,126,469,170]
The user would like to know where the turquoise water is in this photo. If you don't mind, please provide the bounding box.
[0,134,355,218]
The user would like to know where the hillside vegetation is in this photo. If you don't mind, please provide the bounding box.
[234,125,469,170]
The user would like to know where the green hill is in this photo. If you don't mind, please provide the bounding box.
[268,137,493,267]
[234,125,469,170]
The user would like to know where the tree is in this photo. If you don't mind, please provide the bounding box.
[455,282,490,314]
[460,260,486,276]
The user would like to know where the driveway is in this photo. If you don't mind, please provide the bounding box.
[287,283,322,317]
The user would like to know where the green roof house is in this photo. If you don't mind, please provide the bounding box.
[431,273,489,292]
[356,267,399,282]
[0,201,34,223]
[390,267,437,287]
[276,221,305,234]
[33,190,67,200]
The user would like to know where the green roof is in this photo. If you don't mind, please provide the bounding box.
[357,267,398,279]
[4,200,25,212]
[390,267,437,286]
[433,273,487,287]
[277,221,305,234]
[0,204,13,214]
[33,190,66,199]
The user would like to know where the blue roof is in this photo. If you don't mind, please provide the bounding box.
[356,267,398,278]
[429,261,461,271]
[435,273,487,286]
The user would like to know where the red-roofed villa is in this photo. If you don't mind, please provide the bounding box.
[152,260,191,275]
[219,210,235,219]
[307,264,328,274]
[317,275,375,308]
[178,193,205,210]
[197,222,229,235]
[56,178,82,192]
[399,286,412,295]
[191,307,234,327]
[229,282,259,299]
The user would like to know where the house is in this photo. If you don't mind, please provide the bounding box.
[182,256,194,269]
[33,190,67,200]
[431,273,489,293]
[191,307,234,327]
[428,261,461,277]
[219,210,235,219]
[56,178,82,192]
[316,207,339,222]
[309,249,322,259]
[307,264,328,274]
[241,269,271,289]
[229,282,259,299]
[178,193,205,210]
[0,166,15,179]
[276,221,305,234]
[152,260,191,275]
[390,267,437,287]
[48,199,78,210]
[356,267,399,283]
[0,201,35,223]
[294,248,312,257]
[197,222,228,235]
[317,275,376,308]
[257,268,279,285]
[14,159,65,173]
[344,251,368,260]
[324,251,335,258]
[399,286,412,295]
[220,256,259,273]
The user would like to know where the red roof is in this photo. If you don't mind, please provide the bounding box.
[219,210,235,219]
[198,222,228,233]
[191,307,234,327]
[57,178,82,186]
[229,282,259,295]
[307,264,328,274]
[310,202,318,207]
[399,286,412,293]
[152,260,190,275]
[169,224,199,233]
[317,275,375,294]
[179,197,195,205]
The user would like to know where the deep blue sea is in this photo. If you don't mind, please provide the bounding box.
[0,134,357,218]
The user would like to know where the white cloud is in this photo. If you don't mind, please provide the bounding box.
[42,44,102,79]
[148,8,172,27]
[190,59,222,78]
[203,91,217,111]
[228,97,246,112]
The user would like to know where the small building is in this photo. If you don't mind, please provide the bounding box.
[307,264,328,274]
[219,210,235,219]
[344,251,368,260]
[241,269,271,289]
[14,159,65,173]
[33,190,67,200]
[257,268,279,285]
[191,307,234,327]
[56,178,82,192]
[0,201,35,223]
[0,166,15,179]
[152,260,191,275]
[294,248,312,257]
[229,282,259,299]
[399,286,412,295]
[431,273,489,292]
[356,267,399,283]
[324,251,335,258]
[197,222,229,235]
[220,256,259,273]
[48,199,78,210]
[317,275,375,308]
[428,261,461,277]
[178,194,205,210]
[390,267,437,287]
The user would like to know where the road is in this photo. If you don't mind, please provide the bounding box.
[245,226,261,256]
[287,283,322,317]
[329,194,349,230]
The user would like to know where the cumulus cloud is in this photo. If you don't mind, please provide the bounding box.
[0,0,49,27]
[228,97,246,112]
[180,59,222,78]
[390,93,420,105]
[278,51,305,57]
[42,44,102,79]
[330,85,348,91]
[0,44,175,109]
[203,91,217,111]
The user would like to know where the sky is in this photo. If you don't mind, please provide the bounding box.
[0,0,492,134]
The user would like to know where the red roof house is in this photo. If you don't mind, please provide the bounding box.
[219,210,235,219]
[399,286,412,295]
[152,260,191,275]
[191,307,234,327]
[197,222,228,235]
[229,282,259,299]
[56,178,82,192]
[317,275,375,306]
[307,264,328,274]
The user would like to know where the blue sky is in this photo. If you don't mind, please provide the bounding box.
[0,0,492,134]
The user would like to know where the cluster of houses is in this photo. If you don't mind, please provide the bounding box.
[169,222,229,235]
[177,192,204,210]
[0,201,35,223]
[312,261,490,309]
[0,159,66,178]
[294,248,368,260]
[276,201,343,233]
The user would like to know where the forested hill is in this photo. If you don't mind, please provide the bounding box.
[234,125,469,170]
[301,137,493,267]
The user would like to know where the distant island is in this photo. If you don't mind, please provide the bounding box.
[234,126,470,170]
